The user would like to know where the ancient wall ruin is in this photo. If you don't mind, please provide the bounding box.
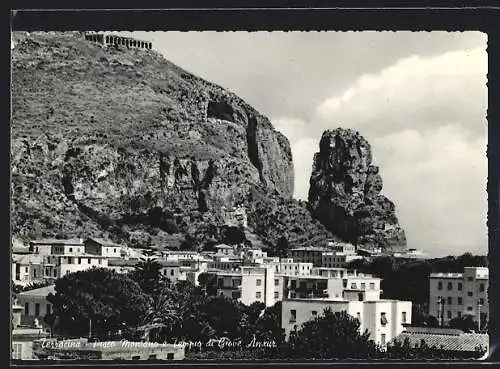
[84,33,152,50]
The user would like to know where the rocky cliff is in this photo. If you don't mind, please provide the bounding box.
[11,31,338,250]
[308,128,407,250]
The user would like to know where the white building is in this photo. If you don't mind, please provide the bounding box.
[429,267,489,327]
[28,238,84,256]
[84,238,122,258]
[16,285,55,329]
[282,297,411,347]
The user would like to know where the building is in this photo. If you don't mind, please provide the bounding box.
[289,247,328,267]
[207,265,278,307]
[322,252,363,268]
[282,297,411,347]
[29,238,84,256]
[84,238,122,258]
[107,258,140,274]
[429,267,489,327]
[12,254,46,286]
[32,338,185,360]
[16,285,55,329]
[12,302,49,360]
[389,327,488,358]
[45,252,109,278]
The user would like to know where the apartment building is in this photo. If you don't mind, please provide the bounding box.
[282,296,411,347]
[429,267,488,327]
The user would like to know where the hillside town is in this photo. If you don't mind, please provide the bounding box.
[11,228,488,360]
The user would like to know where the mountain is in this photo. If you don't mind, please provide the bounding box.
[11,31,338,250]
[308,128,407,250]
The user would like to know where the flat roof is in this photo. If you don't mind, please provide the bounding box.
[18,285,55,297]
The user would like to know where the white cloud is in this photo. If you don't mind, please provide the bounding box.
[273,46,488,257]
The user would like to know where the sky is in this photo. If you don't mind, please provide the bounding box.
[123,31,488,258]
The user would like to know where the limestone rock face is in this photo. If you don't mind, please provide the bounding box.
[308,128,406,250]
[11,31,331,250]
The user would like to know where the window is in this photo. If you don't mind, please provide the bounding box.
[457,311,462,318]
[256,279,262,286]
[68,257,73,264]
[351,283,357,289]
[402,312,407,323]
[256,291,262,299]
[447,282,452,291]
[46,304,51,315]
[438,282,443,290]
[274,279,279,286]
[87,258,91,264]
[69,247,73,252]
[381,334,386,345]
[369,283,375,290]
[148,354,157,360]
[467,306,473,311]
[170,270,174,276]
[480,283,485,292]
[33,269,37,278]
[467,276,473,281]
[114,248,117,253]
[274,291,279,299]
[132,356,140,360]
[98,259,101,264]
[12,343,22,359]
[24,302,29,316]
[291,280,297,289]
[479,298,485,305]
[290,309,296,323]
[358,293,364,301]
[447,310,452,319]
[380,312,388,326]
[468,291,473,297]
[231,291,241,299]
[458,297,463,305]
[312,310,318,317]
[78,258,81,264]
[361,283,366,290]
[25,266,29,273]
[447,297,452,305]
[35,303,40,316]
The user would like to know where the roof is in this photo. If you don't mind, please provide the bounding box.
[30,238,83,245]
[430,273,463,279]
[391,331,488,352]
[107,259,140,267]
[18,285,55,297]
[85,238,122,247]
[12,253,44,264]
[404,327,464,336]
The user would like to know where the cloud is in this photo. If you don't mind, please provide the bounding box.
[273,46,488,257]
[316,48,487,138]
[372,125,487,257]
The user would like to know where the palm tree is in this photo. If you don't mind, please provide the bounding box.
[140,292,182,343]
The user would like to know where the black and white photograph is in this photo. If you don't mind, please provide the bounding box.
[10,27,489,361]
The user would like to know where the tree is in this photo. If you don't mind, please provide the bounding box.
[449,314,476,332]
[198,272,218,296]
[46,268,151,339]
[287,309,380,359]
[274,236,289,259]
[128,258,164,297]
